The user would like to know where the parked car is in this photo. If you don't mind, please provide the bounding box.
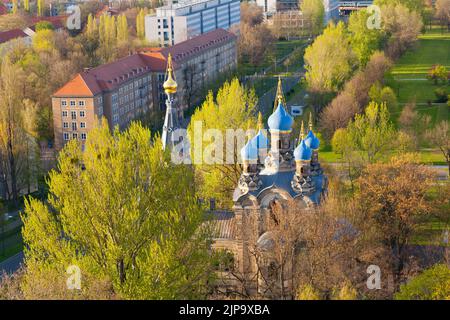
[291,105,304,117]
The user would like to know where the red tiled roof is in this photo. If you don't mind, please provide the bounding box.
[30,15,67,30]
[53,29,237,97]
[0,5,7,15]
[141,28,236,72]
[0,28,28,44]
[53,54,153,97]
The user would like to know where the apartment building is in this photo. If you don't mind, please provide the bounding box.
[52,28,236,151]
[52,54,154,150]
[257,0,340,23]
[142,28,237,112]
[145,0,240,46]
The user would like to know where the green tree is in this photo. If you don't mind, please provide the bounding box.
[116,14,129,43]
[368,84,398,111]
[35,21,54,31]
[347,102,396,163]
[331,102,396,187]
[297,284,321,300]
[374,0,425,14]
[12,0,17,14]
[304,22,356,94]
[0,57,27,202]
[300,0,325,36]
[187,78,257,208]
[347,9,383,67]
[86,14,98,39]
[21,120,215,299]
[32,29,56,52]
[136,9,146,40]
[24,0,29,12]
[427,65,448,85]
[37,0,44,17]
[395,264,450,300]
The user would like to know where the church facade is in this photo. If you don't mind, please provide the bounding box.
[211,79,328,297]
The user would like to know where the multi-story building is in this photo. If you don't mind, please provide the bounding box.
[257,0,340,23]
[142,28,237,112]
[51,28,237,151]
[52,54,154,151]
[145,0,240,47]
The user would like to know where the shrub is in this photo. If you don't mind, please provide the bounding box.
[434,87,448,103]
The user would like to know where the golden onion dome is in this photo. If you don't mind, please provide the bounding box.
[163,53,177,94]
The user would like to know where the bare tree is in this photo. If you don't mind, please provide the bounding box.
[426,121,450,174]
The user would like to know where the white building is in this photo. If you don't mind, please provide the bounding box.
[145,0,240,47]
[256,0,340,24]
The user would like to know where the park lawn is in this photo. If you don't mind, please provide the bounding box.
[319,150,447,165]
[385,29,450,104]
[412,217,449,246]
[390,103,449,127]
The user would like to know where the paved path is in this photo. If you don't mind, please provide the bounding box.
[0,252,24,276]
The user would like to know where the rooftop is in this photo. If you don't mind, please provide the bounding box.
[53,29,236,97]
[0,29,28,45]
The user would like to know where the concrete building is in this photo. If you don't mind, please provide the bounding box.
[52,54,155,151]
[145,0,240,47]
[141,28,237,112]
[257,0,340,23]
[51,28,237,151]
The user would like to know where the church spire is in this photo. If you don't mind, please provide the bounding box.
[161,53,180,150]
[163,53,177,94]
[274,76,286,110]
[257,112,264,130]
[300,120,305,141]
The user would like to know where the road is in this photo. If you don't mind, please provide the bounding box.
[0,252,24,276]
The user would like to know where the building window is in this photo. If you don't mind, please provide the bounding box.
[72,133,78,140]
[61,100,67,107]
[62,111,68,117]
[70,100,76,106]
[63,122,68,128]
[72,122,77,131]
[71,111,76,120]
[80,122,86,129]
[80,111,85,117]
[81,133,87,140]
[63,133,69,141]
[78,100,85,107]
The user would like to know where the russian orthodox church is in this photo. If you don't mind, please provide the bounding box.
[160,53,328,296]
[212,78,328,297]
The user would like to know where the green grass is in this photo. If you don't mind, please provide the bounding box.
[385,29,450,107]
[0,227,23,262]
[318,150,447,165]
[238,39,307,76]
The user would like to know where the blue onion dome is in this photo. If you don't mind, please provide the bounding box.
[268,101,294,132]
[241,139,258,161]
[294,139,312,161]
[304,130,320,150]
[251,129,269,150]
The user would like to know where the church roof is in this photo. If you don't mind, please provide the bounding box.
[210,211,236,240]
[294,139,312,161]
[304,130,320,150]
[268,100,293,132]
